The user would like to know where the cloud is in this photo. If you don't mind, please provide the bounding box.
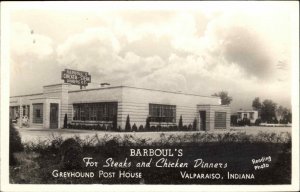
[11,22,53,58]
[9,4,294,111]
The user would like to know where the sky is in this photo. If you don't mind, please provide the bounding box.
[7,2,297,112]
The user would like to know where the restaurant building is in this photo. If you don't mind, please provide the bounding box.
[9,83,230,131]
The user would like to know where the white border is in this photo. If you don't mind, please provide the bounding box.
[1,1,299,192]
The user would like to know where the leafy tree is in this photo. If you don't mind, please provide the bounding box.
[252,97,262,111]
[178,115,183,130]
[125,115,131,132]
[212,91,232,105]
[277,106,292,124]
[261,99,277,123]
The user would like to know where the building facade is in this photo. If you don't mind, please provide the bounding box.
[237,110,259,124]
[10,83,231,131]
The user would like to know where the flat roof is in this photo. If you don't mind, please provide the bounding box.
[10,93,43,98]
[69,85,219,98]
[10,83,219,99]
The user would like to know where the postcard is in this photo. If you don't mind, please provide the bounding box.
[1,1,299,192]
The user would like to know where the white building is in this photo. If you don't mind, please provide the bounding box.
[237,110,259,124]
[10,83,231,131]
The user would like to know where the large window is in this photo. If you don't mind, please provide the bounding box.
[215,112,226,129]
[73,102,117,121]
[149,104,176,123]
[33,103,43,123]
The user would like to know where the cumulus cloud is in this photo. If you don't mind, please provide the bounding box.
[9,3,294,110]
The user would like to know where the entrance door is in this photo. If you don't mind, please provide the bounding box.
[199,111,206,131]
[50,103,58,129]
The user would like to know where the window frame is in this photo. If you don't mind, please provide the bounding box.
[73,102,117,122]
[149,103,176,123]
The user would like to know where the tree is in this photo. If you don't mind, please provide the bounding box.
[277,106,292,124]
[125,115,131,132]
[261,99,277,123]
[252,97,262,111]
[178,115,183,130]
[212,91,232,105]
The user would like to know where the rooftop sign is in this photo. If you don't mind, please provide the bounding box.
[61,69,91,88]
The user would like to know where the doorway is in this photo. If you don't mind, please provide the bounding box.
[50,103,58,129]
[199,111,206,131]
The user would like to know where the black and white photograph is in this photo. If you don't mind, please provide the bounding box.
[1,1,299,192]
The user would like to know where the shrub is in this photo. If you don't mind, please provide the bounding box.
[157,125,162,132]
[59,138,82,170]
[63,114,68,129]
[178,115,183,130]
[118,126,122,132]
[193,118,197,131]
[145,117,150,130]
[113,115,117,131]
[132,123,138,132]
[150,126,156,132]
[183,125,188,131]
[188,124,193,131]
[125,115,131,132]
[9,121,24,165]
[139,125,144,132]
[255,119,261,126]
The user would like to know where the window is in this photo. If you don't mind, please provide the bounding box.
[243,113,248,118]
[149,104,176,123]
[73,102,117,121]
[22,105,30,118]
[33,103,43,123]
[215,112,226,129]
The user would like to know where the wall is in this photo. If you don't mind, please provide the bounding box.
[68,86,123,127]
[43,84,68,128]
[197,105,231,131]
[120,86,221,129]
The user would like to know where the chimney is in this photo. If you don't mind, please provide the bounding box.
[100,83,110,88]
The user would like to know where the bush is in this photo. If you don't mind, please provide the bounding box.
[145,117,150,130]
[255,119,261,126]
[188,124,193,131]
[139,125,144,132]
[125,115,131,132]
[183,125,188,131]
[113,115,117,131]
[193,118,197,131]
[178,115,183,130]
[132,123,138,132]
[10,121,24,165]
[63,114,68,129]
[59,138,82,170]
